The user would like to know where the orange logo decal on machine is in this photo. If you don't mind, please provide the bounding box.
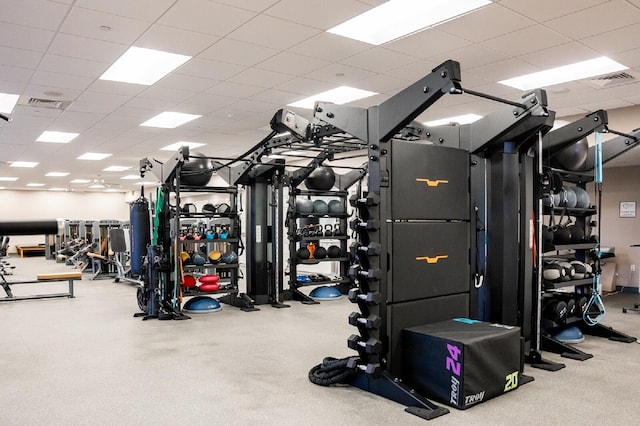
[416,255,449,264]
[416,178,449,187]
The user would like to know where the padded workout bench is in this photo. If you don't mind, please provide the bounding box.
[0,271,80,302]
[15,245,46,257]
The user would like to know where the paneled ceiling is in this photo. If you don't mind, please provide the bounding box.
[2,0,640,191]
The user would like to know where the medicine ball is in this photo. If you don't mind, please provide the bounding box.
[543,263,565,282]
[573,186,590,208]
[202,203,216,214]
[305,166,335,191]
[208,250,222,264]
[567,223,584,243]
[558,261,575,280]
[327,245,342,258]
[570,260,588,279]
[296,247,310,260]
[314,246,327,259]
[192,252,207,266]
[563,187,577,208]
[181,152,213,186]
[552,138,588,171]
[328,199,345,214]
[182,275,197,288]
[180,252,193,265]
[221,250,238,264]
[553,226,572,245]
[312,199,329,215]
[296,198,314,214]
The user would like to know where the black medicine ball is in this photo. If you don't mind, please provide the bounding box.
[305,167,336,191]
[181,152,213,186]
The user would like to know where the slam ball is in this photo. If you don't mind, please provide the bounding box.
[573,186,591,209]
[296,198,314,214]
[180,152,214,187]
[312,199,329,214]
[328,199,345,214]
[305,167,336,191]
[553,138,588,171]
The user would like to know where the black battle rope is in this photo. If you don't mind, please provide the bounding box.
[308,356,358,386]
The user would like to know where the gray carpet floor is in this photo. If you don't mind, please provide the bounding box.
[1,256,639,425]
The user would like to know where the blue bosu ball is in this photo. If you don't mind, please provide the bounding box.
[309,286,343,301]
[183,296,222,313]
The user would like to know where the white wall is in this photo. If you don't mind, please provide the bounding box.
[2,190,129,251]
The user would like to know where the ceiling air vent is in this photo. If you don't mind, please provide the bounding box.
[19,97,72,110]
[588,72,636,88]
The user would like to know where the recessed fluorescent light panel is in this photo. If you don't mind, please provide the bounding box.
[327,0,492,45]
[70,179,91,184]
[10,161,38,168]
[77,152,112,161]
[36,131,79,144]
[45,172,70,177]
[27,183,45,187]
[499,56,628,90]
[49,187,67,191]
[288,86,378,109]
[140,112,202,129]
[424,113,483,126]
[160,141,207,151]
[99,46,192,85]
[0,93,20,113]
[102,166,132,172]
[121,175,142,180]
[0,177,18,181]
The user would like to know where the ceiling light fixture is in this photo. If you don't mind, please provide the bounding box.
[36,131,80,144]
[70,179,91,184]
[0,177,18,181]
[140,112,202,129]
[27,183,45,187]
[99,46,191,85]
[327,0,491,45]
[0,93,20,113]
[288,86,378,109]
[120,175,142,180]
[89,183,106,189]
[102,166,132,172]
[10,161,38,168]
[499,56,628,90]
[160,141,206,151]
[77,152,112,161]
[424,113,483,127]
[49,187,67,191]
[45,172,70,177]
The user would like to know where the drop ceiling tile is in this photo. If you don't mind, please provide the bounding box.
[264,0,370,30]
[135,25,220,56]
[385,29,472,60]
[75,0,175,21]
[383,59,441,82]
[545,1,640,40]
[356,74,411,95]
[74,91,136,112]
[0,80,27,94]
[579,98,634,113]
[39,54,108,78]
[0,22,55,52]
[137,86,195,103]
[426,45,508,75]
[30,70,94,91]
[0,65,34,84]
[339,48,418,74]
[48,33,127,63]
[86,80,147,97]
[580,23,640,55]
[480,26,571,57]
[0,0,69,31]
[227,14,320,50]
[209,0,280,12]
[59,7,149,44]
[472,58,539,82]
[227,67,294,88]
[231,99,280,113]
[200,39,280,66]
[273,77,336,96]
[288,32,372,62]
[158,0,255,37]
[499,0,609,22]
[612,49,640,68]
[125,97,180,111]
[249,89,301,105]
[437,3,535,42]
[304,63,377,85]
[0,46,43,70]
[180,93,241,114]
[155,73,218,92]
[256,52,331,76]
[177,58,245,81]
[206,81,265,98]
[518,42,600,69]
[49,111,106,132]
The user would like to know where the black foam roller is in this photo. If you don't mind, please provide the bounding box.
[0,219,62,235]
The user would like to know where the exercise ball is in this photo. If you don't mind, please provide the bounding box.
[553,138,588,171]
[570,261,588,279]
[309,285,343,301]
[567,224,584,243]
[314,246,327,259]
[563,187,577,208]
[182,275,197,288]
[221,250,238,264]
[183,296,221,313]
[543,263,565,282]
[312,199,329,215]
[573,186,590,208]
[296,198,314,214]
[305,167,335,190]
[296,247,310,260]
[327,245,342,258]
[328,199,345,214]
[181,152,213,186]
[208,250,222,263]
[192,252,206,266]
[550,325,584,344]
[553,226,572,245]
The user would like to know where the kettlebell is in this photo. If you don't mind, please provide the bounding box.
[324,224,333,237]
[206,228,216,240]
[219,226,229,240]
[333,223,342,236]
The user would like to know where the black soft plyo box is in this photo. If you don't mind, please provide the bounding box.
[402,319,521,409]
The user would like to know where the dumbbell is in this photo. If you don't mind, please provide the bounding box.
[349,193,380,207]
[348,312,382,329]
[543,299,568,323]
[347,334,382,354]
[347,288,382,305]
[348,265,381,280]
[350,241,382,256]
[350,219,379,231]
[346,358,381,377]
